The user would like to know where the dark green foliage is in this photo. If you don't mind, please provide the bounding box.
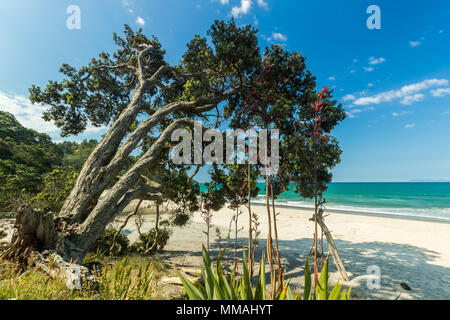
[0,111,63,211]
[224,43,346,200]
[29,25,166,136]
[130,228,171,255]
[91,228,130,257]
[57,140,98,172]
[0,111,99,213]
[209,164,260,210]
[31,168,78,213]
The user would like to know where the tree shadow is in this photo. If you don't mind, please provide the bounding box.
[201,237,449,300]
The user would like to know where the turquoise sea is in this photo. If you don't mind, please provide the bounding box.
[203,182,450,221]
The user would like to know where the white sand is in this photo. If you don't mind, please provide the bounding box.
[117,202,450,300]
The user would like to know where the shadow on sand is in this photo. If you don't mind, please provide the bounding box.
[161,237,450,300]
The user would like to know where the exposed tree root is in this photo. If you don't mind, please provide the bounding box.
[0,205,97,290]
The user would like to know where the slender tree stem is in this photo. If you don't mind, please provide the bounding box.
[247,163,253,279]
[265,169,275,299]
[271,181,283,294]
[313,124,319,289]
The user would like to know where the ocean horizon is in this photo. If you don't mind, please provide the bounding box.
[202,182,450,222]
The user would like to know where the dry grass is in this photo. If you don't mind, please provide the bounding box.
[0,255,169,300]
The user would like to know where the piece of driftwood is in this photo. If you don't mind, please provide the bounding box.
[315,212,349,281]
[31,251,96,290]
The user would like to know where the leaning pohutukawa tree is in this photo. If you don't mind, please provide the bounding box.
[1,21,261,270]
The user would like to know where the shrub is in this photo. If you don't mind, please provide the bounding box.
[176,245,351,300]
[130,228,171,255]
[31,168,77,213]
[91,228,130,257]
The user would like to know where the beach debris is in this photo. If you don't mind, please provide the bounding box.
[400,282,412,291]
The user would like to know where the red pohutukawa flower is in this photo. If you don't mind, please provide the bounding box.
[311,86,330,144]
[239,181,248,196]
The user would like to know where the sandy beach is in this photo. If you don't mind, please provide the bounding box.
[118,201,450,300]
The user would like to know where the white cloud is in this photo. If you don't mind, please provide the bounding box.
[349,69,356,74]
[363,66,374,72]
[345,111,355,118]
[353,78,448,106]
[439,30,444,34]
[345,106,374,118]
[257,0,268,9]
[219,0,229,4]
[405,124,416,129]
[392,110,413,117]
[400,93,424,105]
[328,76,335,81]
[369,57,386,65]
[122,0,134,13]
[368,83,374,87]
[0,91,107,142]
[430,87,450,97]
[268,32,287,43]
[231,0,252,17]
[409,41,421,47]
[136,16,145,26]
[342,94,355,101]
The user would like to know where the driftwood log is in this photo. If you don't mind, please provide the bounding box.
[313,211,350,282]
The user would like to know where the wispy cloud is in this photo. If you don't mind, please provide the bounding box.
[369,56,386,65]
[352,79,448,106]
[392,110,413,117]
[122,1,147,26]
[328,76,335,81]
[136,16,145,26]
[257,0,268,9]
[363,66,374,72]
[346,106,374,118]
[409,40,421,47]
[405,123,416,129]
[430,87,450,97]
[231,0,252,17]
[0,91,107,142]
[122,0,134,14]
[400,93,424,105]
[342,94,356,102]
[268,32,287,43]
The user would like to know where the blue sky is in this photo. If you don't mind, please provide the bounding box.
[0,0,449,182]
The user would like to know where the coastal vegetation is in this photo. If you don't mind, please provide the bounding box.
[0,20,347,300]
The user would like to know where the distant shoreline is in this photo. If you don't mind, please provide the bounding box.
[251,201,450,224]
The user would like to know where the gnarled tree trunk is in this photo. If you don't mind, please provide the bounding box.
[1,43,233,268]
